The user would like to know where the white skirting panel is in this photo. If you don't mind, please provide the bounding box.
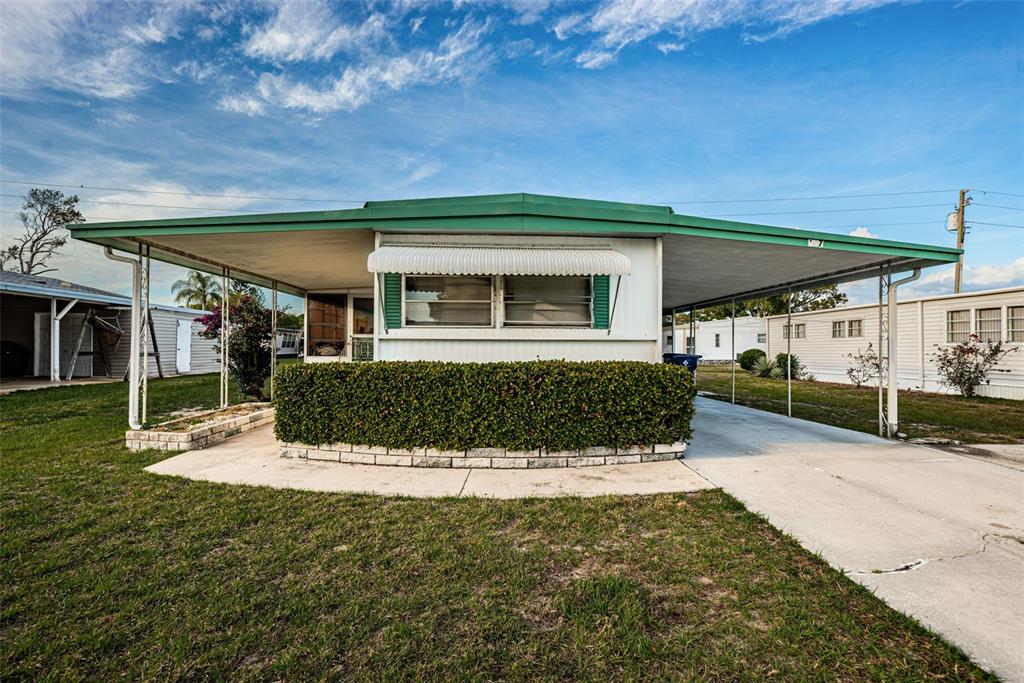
[377,339,660,363]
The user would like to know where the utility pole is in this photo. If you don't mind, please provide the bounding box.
[953,188,971,294]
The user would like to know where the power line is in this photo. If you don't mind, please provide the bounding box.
[967,220,1024,229]
[660,189,957,204]
[974,189,1024,199]
[704,203,950,217]
[972,202,1023,211]
[0,193,270,214]
[0,179,364,204]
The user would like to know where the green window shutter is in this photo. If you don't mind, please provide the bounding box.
[593,275,609,329]
[384,273,402,329]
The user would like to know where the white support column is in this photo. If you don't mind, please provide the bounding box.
[731,299,736,404]
[49,298,58,381]
[220,269,229,408]
[786,287,792,418]
[104,248,142,429]
[271,282,277,401]
[141,246,150,424]
[878,267,886,437]
[886,268,921,436]
[50,298,79,381]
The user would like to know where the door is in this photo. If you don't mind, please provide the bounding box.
[351,296,375,361]
[176,319,192,373]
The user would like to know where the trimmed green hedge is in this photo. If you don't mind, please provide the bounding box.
[274,360,696,450]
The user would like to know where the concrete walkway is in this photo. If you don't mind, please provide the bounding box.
[685,397,1024,682]
[145,426,714,498]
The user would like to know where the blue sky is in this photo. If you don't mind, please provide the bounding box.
[1,0,1021,309]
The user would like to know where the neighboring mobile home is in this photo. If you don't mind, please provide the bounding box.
[662,317,766,360]
[0,272,218,381]
[765,286,1024,399]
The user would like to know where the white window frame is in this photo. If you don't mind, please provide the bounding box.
[946,309,970,344]
[714,333,720,348]
[402,275,495,328]
[832,321,846,338]
[848,319,863,338]
[783,323,806,340]
[975,307,1002,343]
[1009,306,1024,343]
[499,275,593,328]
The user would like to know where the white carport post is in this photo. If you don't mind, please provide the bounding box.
[104,248,142,429]
[49,297,79,381]
[877,268,886,437]
[731,299,736,404]
[885,268,921,437]
[141,246,150,424]
[786,287,792,418]
[220,268,230,408]
[270,282,277,401]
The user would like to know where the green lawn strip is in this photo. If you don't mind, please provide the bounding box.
[697,364,1024,444]
[1,375,994,680]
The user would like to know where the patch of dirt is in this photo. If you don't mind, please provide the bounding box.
[151,403,270,432]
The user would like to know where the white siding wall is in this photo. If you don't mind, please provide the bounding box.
[766,287,1024,399]
[108,308,219,377]
[376,234,662,363]
[662,318,766,360]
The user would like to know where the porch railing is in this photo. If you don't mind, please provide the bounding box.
[351,335,374,362]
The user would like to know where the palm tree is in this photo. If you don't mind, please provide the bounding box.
[171,270,222,311]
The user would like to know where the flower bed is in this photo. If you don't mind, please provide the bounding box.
[126,402,273,451]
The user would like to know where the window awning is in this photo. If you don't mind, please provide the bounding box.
[366,245,631,276]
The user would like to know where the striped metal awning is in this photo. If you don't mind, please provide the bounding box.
[366,245,631,276]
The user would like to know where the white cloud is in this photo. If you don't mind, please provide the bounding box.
[848,226,879,238]
[244,17,493,114]
[0,0,194,100]
[656,41,686,54]
[217,94,267,117]
[553,12,586,40]
[243,0,388,63]
[410,16,425,33]
[844,257,1024,303]
[555,0,896,68]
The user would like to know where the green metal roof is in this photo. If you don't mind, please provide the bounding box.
[69,192,961,304]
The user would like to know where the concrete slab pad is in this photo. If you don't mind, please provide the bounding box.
[686,397,1024,682]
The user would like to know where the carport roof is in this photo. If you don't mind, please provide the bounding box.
[69,192,961,307]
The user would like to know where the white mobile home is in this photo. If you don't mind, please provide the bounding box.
[765,286,1024,399]
[663,317,766,360]
[69,192,962,434]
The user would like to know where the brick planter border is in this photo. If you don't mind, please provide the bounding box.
[126,403,274,452]
[279,441,686,468]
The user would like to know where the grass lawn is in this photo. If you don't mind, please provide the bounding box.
[1,374,993,680]
[697,364,1024,444]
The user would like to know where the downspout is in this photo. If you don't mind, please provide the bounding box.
[104,248,142,429]
[886,268,921,437]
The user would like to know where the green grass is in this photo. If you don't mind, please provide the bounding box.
[698,364,1024,444]
[1,374,993,681]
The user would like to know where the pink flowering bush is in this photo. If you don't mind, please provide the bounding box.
[933,334,1015,398]
[197,294,272,400]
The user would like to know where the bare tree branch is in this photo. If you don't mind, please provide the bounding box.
[0,189,84,275]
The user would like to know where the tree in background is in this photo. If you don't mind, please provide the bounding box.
[171,271,223,311]
[0,189,84,275]
[673,285,848,324]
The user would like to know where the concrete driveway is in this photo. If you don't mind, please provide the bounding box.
[686,397,1024,682]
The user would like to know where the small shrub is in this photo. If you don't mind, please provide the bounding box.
[750,356,776,378]
[775,353,802,379]
[274,360,696,450]
[196,294,271,400]
[738,348,766,371]
[846,343,881,387]
[933,334,1016,397]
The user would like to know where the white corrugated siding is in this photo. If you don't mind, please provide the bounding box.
[367,245,631,276]
[766,287,1024,399]
[107,308,219,377]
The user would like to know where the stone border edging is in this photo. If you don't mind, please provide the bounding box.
[279,442,686,468]
[126,403,274,451]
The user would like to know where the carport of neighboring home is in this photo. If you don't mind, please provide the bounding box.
[69,193,960,429]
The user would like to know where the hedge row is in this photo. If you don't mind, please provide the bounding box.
[274,360,696,451]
